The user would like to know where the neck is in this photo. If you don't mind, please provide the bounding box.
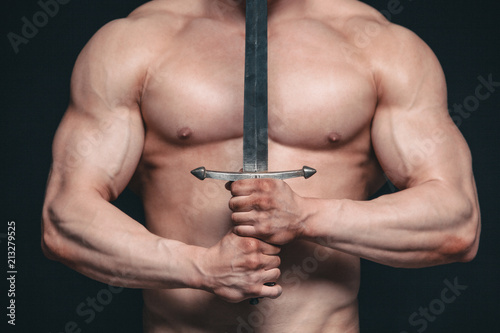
[242,0,311,19]
[155,0,314,21]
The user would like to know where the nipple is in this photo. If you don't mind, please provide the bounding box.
[328,132,342,143]
[177,127,193,140]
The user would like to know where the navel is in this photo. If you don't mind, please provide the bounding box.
[328,132,342,143]
[177,127,193,140]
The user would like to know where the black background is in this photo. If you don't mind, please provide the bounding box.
[1,0,499,332]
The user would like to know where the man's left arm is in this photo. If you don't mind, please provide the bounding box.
[229,25,480,268]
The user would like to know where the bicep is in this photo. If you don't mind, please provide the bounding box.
[49,20,146,201]
[372,101,473,191]
[371,26,473,191]
[51,104,144,200]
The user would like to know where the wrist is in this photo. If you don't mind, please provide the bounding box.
[297,196,321,240]
[159,239,207,290]
[188,245,214,292]
[298,197,342,241]
[185,245,208,291]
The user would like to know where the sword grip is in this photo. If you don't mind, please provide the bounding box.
[190,165,316,306]
[191,166,316,181]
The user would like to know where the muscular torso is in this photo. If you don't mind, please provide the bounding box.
[128,1,386,331]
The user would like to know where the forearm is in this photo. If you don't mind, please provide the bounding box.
[302,180,480,268]
[42,190,203,289]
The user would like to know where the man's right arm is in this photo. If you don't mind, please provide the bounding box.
[41,19,203,289]
[41,19,282,300]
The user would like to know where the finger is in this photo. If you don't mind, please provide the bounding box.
[233,224,257,238]
[229,196,254,212]
[233,178,282,196]
[258,241,281,256]
[231,193,275,214]
[261,267,281,283]
[261,284,282,300]
[230,179,259,196]
[258,269,282,299]
[261,253,281,270]
[231,211,256,225]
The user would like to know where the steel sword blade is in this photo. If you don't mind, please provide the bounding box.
[191,0,316,181]
[243,0,268,173]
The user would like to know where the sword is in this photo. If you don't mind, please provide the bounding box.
[191,0,315,182]
[191,0,316,304]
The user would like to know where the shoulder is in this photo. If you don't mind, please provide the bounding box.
[333,2,444,94]
[328,1,432,57]
[77,2,186,66]
[70,2,190,105]
[366,22,445,101]
[74,0,196,70]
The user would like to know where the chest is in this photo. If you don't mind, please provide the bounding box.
[140,19,377,149]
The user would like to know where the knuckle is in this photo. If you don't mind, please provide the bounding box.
[241,237,260,253]
[253,214,271,234]
[258,179,275,192]
[253,196,274,211]
[259,217,272,232]
[247,272,261,285]
[245,255,260,270]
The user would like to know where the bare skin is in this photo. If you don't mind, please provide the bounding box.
[42,0,480,332]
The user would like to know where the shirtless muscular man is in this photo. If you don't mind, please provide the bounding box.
[42,0,480,332]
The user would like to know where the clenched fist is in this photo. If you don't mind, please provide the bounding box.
[228,179,309,245]
[198,231,282,303]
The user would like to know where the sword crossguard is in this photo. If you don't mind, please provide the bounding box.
[191,166,316,181]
